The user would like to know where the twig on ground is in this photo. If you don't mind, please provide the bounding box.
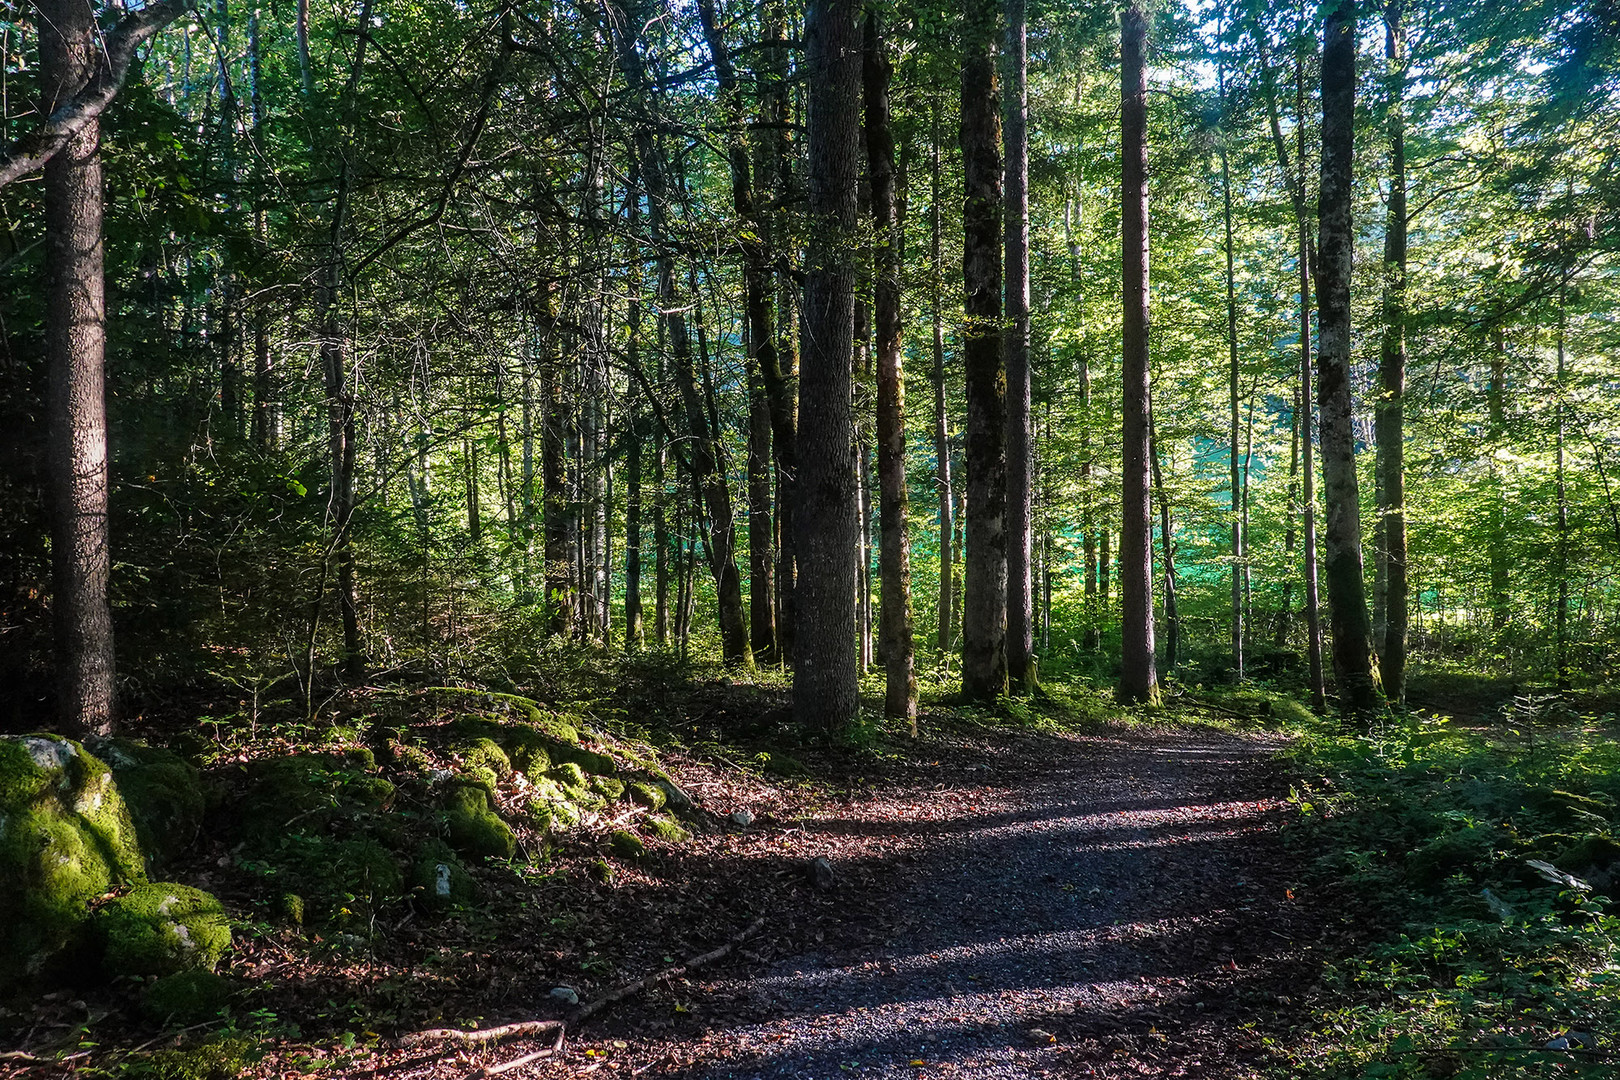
[571,915,768,1026]
[392,1018,564,1050]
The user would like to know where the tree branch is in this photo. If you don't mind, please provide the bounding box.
[0,0,197,189]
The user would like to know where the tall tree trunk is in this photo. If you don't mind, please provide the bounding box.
[1067,187,1099,653]
[1376,0,1409,705]
[696,0,778,664]
[865,18,916,723]
[1219,43,1244,683]
[1276,384,1300,648]
[794,0,862,733]
[42,0,115,735]
[540,282,575,636]
[1317,0,1379,712]
[931,101,954,660]
[1003,0,1034,694]
[1487,326,1510,632]
[1555,270,1570,689]
[762,13,798,664]
[960,0,1008,702]
[865,14,917,723]
[1118,1,1159,705]
[1150,415,1178,672]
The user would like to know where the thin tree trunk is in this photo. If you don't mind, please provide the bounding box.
[1488,326,1510,631]
[1004,0,1034,694]
[1276,384,1300,648]
[931,101,954,660]
[794,0,861,733]
[1067,187,1099,653]
[1317,0,1379,712]
[1150,414,1178,672]
[42,0,115,735]
[960,0,1008,702]
[1219,42,1243,683]
[1376,0,1409,704]
[865,16,917,725]
[1118,1,1158,705]
[1555,268,1570,689]
[541,282,575,636]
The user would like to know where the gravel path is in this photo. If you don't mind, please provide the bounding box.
[558,726,1315,1079]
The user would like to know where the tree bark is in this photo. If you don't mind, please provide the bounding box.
[864,11,917,726]
[1150,415,1178,672]
[931,101,954,659]
[42,0,115,735]
[793,0,862,734]
[540,282,575,637]
[960,0,1008,703]
[1003,0,1034,694]
[1118,1,1159,705]
[1219,44,1244,683]
[1317,0,1379,712]
[1376,0,1409,705]
[1487,326,1510,632]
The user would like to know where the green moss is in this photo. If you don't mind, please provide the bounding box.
[549,762,589,791]
[408,841,476,910]
[96,739,206,869]
[389,743,433,776]
[1,735,147,989]
[1529,788,1613,827]
[627,782,666,810]
[1554,835,1620,873]
[609,830,647,861]
[443,787,516,860]
[244,835,402,925]
[643,815,692,843]
[588,858,615,884]
[277,893,305,927]
[591,776,626,800]
[530,796,582,833]
[554,745,617,776]
[1269,698,1318,727]
[511,743,552,779]
[454,767,501,800]
[141,969,234,1025]
[98,883,232,977]
[760,751,808,777]
[131,1035,256,1080]
[456,737,512,779]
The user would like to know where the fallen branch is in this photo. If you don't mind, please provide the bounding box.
[468,1026,567,1078]
[393,1018,563,1050]
[570,914,767,1026]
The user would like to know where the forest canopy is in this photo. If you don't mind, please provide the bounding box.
[2,0,1618,732]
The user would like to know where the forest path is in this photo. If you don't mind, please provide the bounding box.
[547,725,1321,1079]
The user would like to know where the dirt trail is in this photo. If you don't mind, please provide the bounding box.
[537,726,1320,1080]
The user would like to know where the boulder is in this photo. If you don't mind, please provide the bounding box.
[408,841,476,910]
[95,738,206,868]
[0,734,147,988]
[97,882,231,977]
[140,969,235,1025]
[443,785,516,860]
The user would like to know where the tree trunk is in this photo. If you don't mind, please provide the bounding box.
[1555,270,1570,689]
[865,15,917,723]
[1376,0,1409,705]
[1003,0,1034,694]
[1219,45,1243,683]
[540,282,575,636]
[1118,1,1159,705]
[865,18,916,724]
[931,101,954,660]
[1317,0,1379,713]
[960,0,1008,702]
[1487,326,1510,631]
[762,13,798,665]
[794,0,862,733]
[1150,415,1178,672]
[42,0,115,735]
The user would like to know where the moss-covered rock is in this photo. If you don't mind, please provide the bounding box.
[133,1035,255,1080]
[609,830,647,861]
[588,858,615,884]
[627,782,666,810]
[549,762,589,791]
[591,776,626,800]
[759,751,807,778]
[277,892,305,927]
[141,969,235,1024]
[643,815,692,843]
[98,883,231,977]
[389,742,434,777]
[408,840,476,910]
[95,739,207,869]
[1,734,147,989]
[530,796,583,833]
[1406,826,1498,885]
[443,786,515,860]
[456,738,512,779]
[1529,788,1614,828]
[455,767,501,800]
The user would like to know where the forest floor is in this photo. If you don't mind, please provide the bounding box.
[515,717,1324,1080]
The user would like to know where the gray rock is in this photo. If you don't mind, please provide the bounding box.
[807,856,836,890]
[549,985,580,1006]
[730,809,755,827]
[654,779,693,812]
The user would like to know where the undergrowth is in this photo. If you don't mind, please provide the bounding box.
[1274,695,1620,1078]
